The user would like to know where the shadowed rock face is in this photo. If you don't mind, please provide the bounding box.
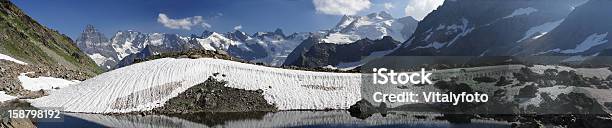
[389,0,576,57]
[75,25,119,71]
[284,36,399,68]
[517,0,612,56]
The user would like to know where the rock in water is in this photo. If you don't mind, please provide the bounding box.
[348,99,377,119]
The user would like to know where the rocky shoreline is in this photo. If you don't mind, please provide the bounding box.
[348,99,612,128]
[349,65,612,128]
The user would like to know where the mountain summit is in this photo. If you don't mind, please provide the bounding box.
[328,11,417,43]
[283,11,417,69]
[76,25,119,70]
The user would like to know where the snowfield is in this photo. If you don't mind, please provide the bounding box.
[0,53,27,65]
[18,73,80,91]
[30,58,361,113]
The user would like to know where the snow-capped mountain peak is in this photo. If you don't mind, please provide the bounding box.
[324,11,417,44]
[366,11,394,21]
[227,30,251,41]
[201,30,214,38]
[333,15,360,32]
[196,32,239,51]
[273,28,285,37]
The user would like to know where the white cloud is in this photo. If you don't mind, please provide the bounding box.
[157,13,211,30]
[233,25,242,30]
[383,3,394,10]
[404,0,445,20]
[313,0,371,15]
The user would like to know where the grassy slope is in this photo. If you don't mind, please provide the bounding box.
[0,0,101,74]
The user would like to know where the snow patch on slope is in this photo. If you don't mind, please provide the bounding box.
[0,53,27,65]
[519,86,575,107]
[29,58,361,113]
[560,33,609,53]
[18,73,80,91]
[576,67,612,79]
[517,19,565,42]
[528,65,576,74]
[445,18,474,47]
[88,53,113,66]
[504,7,538,19]
[322,33,361,44]
[414,42,446,50]
[0,91,17,102]
[410,19,472,50]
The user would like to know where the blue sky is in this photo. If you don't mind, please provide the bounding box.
[12,0,443,40]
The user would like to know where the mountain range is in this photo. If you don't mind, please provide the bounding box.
[76,26,311,70]
[75,0,612,71]
[77,11,418,71]
[283,11,418,69]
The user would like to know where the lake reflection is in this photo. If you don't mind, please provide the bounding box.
[39,111,511,128]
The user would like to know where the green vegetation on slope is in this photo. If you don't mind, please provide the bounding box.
[0,0,102,74]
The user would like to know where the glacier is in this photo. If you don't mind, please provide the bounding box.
[25,57,612,115]
[29,58,362,113]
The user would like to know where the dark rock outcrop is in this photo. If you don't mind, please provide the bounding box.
[152,76,277,114]
[347,99,378,119]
